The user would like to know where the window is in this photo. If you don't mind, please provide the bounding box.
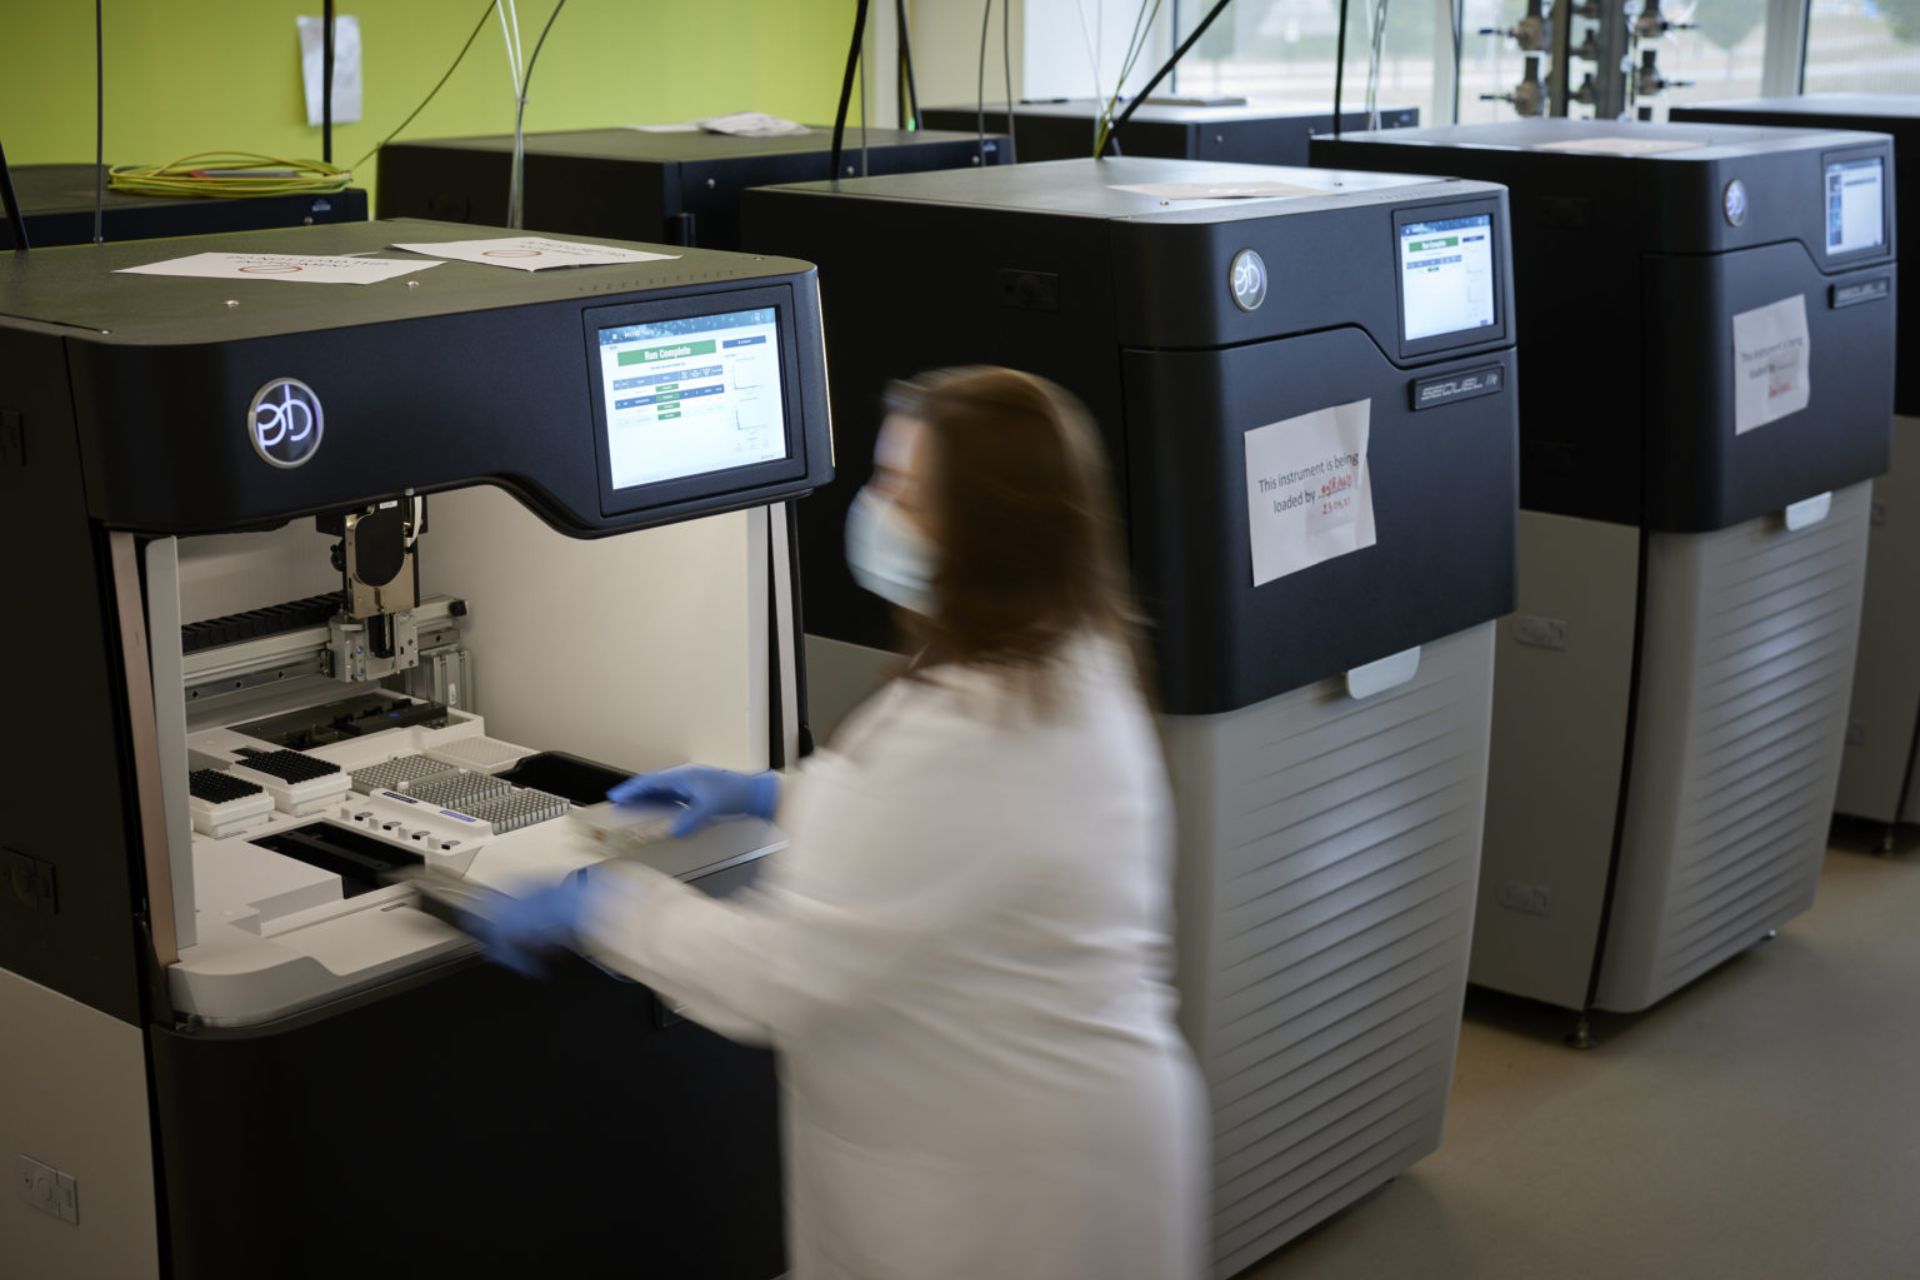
[1171,0,1457,131]
[1653,0,1775,105]
[1804,0,1920,92]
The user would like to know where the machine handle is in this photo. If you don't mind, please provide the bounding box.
[1346,646,1422,700]
[1784,492,1833,532]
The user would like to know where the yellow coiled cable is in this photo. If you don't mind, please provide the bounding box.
[107,151,351,199]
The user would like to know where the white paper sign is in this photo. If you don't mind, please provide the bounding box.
[1110,180,1327,201]
[1244,399,1376,587]
[298,15,363,126]
[698,112,811,138]
[1534,135,1705,156]
[1731,294,1812,434]
[389,236,680,272]
[116,252,439,285]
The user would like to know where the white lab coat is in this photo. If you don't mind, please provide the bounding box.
[579,638,1208,1280]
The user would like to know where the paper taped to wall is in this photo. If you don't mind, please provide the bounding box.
[1731,294,1812,434]
[297,15,363,126]
[1244,399,1377,586]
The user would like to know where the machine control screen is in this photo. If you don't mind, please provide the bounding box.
[597,307,788,490]
[1826,158,1885,256]
[1399,214,1496,343]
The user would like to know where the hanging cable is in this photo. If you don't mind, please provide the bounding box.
[323,0,336,165]
[1365,0,1390,131]
[353,0,499,172]
[507,0,567,228]
[1,139,30,252]
[1001,0,1018,162]
[1094,0,1166,157]
[829,0,873,182]
[93,0,104,243]
[1103,0,1233,156]
[977,0,993,165]
[1449,0,1463,121]
[1332,0,1352,137]
[896,0,921,130]
[859,11,870,176]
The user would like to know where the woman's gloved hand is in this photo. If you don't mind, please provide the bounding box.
[473,874,592,979]
[607,765,780,837]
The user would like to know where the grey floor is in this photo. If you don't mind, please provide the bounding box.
[1248,831,1920,1280]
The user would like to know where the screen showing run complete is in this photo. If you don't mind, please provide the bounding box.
[1399,214,1496,343]
[598,307,788,490]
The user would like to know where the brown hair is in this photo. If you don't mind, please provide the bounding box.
[885,366,1150,705]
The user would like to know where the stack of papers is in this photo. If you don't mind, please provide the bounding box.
[630,112,810,138]
[388,236,679,272]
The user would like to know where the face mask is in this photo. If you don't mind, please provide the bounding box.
[845,487,935,614]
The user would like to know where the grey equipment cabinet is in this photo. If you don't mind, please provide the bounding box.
[1314,119,1897,1016]
[743,157,1520,1275]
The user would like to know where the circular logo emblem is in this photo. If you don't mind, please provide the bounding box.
[247,378,324,469]
[1229,248,1268,312]
[1723,179,1749,227]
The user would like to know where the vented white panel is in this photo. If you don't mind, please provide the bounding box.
[1598,483,1872,1011]
[1165,623,1493,1277]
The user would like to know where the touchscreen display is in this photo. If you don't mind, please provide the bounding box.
[1826,157,1885,255]
[1399,214,1497,343]
[597,307,787,490]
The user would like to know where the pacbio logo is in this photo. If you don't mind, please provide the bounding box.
[247,378,324,469]
[1229,248,1268,313]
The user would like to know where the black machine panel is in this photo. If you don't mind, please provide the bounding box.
[377,126,1005,250]
[1312,119,1898,531]
[921,98,1418,165]
[0,220,833,538]
[743,159,1517,715]
[1672,95,1917,415]
[0,163,367,250]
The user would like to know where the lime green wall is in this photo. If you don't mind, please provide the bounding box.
[0,0,858,200]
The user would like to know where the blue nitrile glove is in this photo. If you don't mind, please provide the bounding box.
[606,764,779,837]
[472,874,592,980]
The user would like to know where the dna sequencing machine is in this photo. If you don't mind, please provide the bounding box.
[1667,97,1918,844]
[0,221,830,1278]
[378,122,1004,251]
[1314,120,1898,1030]
[744,156,1520,1276]
[919,97,1418,166]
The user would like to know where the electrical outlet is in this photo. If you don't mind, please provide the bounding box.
[1870,500,1887,527]
[2,848,57,916]
[1847,721,1868,747]
[1511,614,1569,651]
[16,1155,77,1225]
[1497,880,1552,917]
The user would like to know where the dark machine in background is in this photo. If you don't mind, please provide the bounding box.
[376,126,1003,250]
[745,157,1518,1275]
[922,98,1416,164]
[0,163,365,249]
[1669,96,1917,841]
[0,220,832,1278]
[1315,119,1897,1030]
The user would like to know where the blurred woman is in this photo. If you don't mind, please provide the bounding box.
[485,367,1207,1280]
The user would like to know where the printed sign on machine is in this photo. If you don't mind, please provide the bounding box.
[1243,398,1377,586]
[1731,294,1812,435]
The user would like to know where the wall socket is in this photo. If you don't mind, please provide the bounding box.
[1511,615,1569,651]
[16,1154,78,1225]
[1497,880,1553,917]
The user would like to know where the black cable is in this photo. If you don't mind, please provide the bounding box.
[1449,0,1463,120]
[895,0,921,130]
[1105,0,1233,154]
[829,0,873,182]
[0,139,30,252]
[1333,0,1351,138]
[520,0,568,95]
[1001,0,1017,162]
[93,0,103,244]
[977,0,992,164]
[322,0,335,165]
[352,0,497,172]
